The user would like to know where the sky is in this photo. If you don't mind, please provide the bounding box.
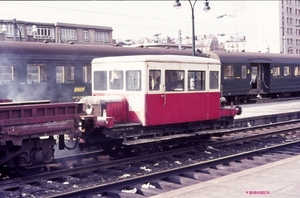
[0,1,278,52]
[0,0,278,51]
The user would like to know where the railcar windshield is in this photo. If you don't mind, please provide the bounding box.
[209,71,219,89]
[109,70,123,90]
[126,70,141,91]
[188,70,205,91]
[94,71,107,90]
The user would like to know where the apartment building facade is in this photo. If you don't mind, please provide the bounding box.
[0,19,113,45]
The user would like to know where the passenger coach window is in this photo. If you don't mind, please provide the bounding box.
[284,66,291,77]
[272,66,280,77]
[188,71,205,91]
[109,70,123,90]
[295,66,300,77]
[209,71,219,89]
[126,70,141,91]
[165,70,184,91]
[149,70,161,91]
[27,64,47,84]
[94,71,107,90]
[242,65,247,79]
[0,66,14,84]
[83,65,91,83]
[224,65,234,79]
[56,64,74,83]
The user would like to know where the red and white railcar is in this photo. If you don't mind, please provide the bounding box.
[79,55,241,148]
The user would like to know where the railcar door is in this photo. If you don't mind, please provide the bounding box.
[250,63,270,95]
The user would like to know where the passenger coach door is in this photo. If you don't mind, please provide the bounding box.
[250,64,262,92]
[250,63,270,94]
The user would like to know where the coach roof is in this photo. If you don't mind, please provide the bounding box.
[92,55,220,64]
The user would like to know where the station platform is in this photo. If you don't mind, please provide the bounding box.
[236,99,300,119]
[150,154,300,198]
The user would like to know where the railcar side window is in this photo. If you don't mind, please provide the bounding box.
[165,70,184,91]
[188,71,205,91]
[109,70,123,90]
[284,66,291,77]
[83,65,91,83]
[94,71,107,90]
[56,64,74,83]
[272,66,280,77]
[0,66,14,84]
[149,70,161,91]
[27,64,47,84]
[224,65,234,79]
[209,71,219,89]
[242,65,247,79]
[126,70,141,91]
[294,66,300,77]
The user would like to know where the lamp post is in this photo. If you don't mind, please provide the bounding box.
[12,18,29,42]
[12,18,37,42]
[174,0,210,56]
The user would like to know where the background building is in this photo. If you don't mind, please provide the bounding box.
[0,19,113,45]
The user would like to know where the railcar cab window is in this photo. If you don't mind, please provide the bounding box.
[27,64,47,84]
[272,66,280,77]
[295,66,300,77]
[210,71,219,89]
[56,65,74,83]
[126,70,141,91]
[149,70,161,91]
[0,66,14,84]
[165,70,184,91]
[109,70,123,90]
[188,71,205,91]
[94,71,107,90]
[284,66,291,77]
[224,65,234,79]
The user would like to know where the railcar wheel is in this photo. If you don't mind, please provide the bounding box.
[133,145,151,156]
[13,158,43,176]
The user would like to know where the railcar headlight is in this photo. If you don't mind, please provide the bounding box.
[85,103,93,115]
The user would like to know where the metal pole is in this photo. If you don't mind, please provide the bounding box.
[178,29,182,50]
[189,0,197,56]
[13,18,17,42]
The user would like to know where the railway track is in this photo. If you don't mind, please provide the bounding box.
[1,119,300,197]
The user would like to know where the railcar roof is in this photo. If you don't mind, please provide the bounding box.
[0,42,207,58]
[92,55,220,64]
[206,51,300,63]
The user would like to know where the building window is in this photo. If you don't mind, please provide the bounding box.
[35,27,54,39]
[83,30,89,41]
[0,66,14,84]
[5,24,24,38]
[56,64,74,83]
[95,31,109,43]
[83,65,91,83]
[61,29,77,40]
[27,64,47,84]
